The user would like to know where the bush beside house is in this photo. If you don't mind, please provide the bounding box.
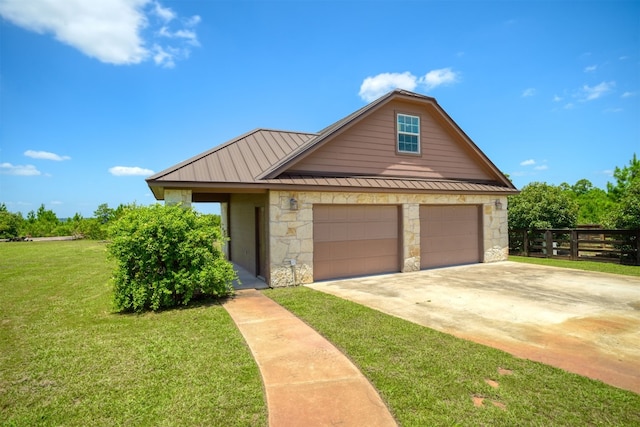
[108,204,236,312]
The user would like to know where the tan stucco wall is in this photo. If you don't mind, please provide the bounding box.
[268,190,508,287]
[229,193,267,276]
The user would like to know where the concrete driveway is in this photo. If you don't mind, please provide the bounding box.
[307,261,640,394]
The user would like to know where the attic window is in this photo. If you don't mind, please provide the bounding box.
[397,114,420,154]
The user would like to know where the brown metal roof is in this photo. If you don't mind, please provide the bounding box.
[147,90,518,199]
[264,175,516,194]
[147,129,317,183]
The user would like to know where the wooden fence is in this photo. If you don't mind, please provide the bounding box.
[509,228,640,266]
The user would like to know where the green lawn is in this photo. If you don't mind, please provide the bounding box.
[510,255,640,277]
[0,241,267,426]
[3,241,639,426]
[265,287,640,426]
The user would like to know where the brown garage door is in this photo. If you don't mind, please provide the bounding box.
[314,205,399,281]
[420,205,481,269]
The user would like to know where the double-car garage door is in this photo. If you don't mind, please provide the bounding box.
[313,204,481,281]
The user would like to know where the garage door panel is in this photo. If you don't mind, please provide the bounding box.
[314,205,399,281]
[420,205,481,269]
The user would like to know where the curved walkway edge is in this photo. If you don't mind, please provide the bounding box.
[223,289,397,427]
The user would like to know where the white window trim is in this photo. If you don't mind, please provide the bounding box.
[396,113,421,155]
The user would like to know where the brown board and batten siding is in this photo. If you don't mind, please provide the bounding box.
[313,205,400,281]
[420,205,482,269]
[289,99,492,182]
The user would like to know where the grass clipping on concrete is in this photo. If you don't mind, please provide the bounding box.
[266,286,640,426]
[0,240,266,427]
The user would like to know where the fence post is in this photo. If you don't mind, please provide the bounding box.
[545,230,553,258]
[571,230,578,261]
[523,230,529,257]
[636,229,640,266]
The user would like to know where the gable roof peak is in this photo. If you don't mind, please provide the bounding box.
[258,89,438,180]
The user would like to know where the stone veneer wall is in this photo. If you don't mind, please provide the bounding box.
[164,189,192,206]
[268,190,508,288]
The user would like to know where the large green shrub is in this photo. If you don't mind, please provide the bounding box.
[508,182,578,229]
[108,204,236,312]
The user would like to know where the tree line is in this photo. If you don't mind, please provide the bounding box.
[508,154,639,230]
[0,202,223,240]
[2,154,638,239]
[0,203,135,240]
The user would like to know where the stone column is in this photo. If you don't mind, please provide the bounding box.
[402,203,421,272]
[482,196,509,262]
[220,202,229,259]
[164,189,192,208]
[268,191,314,287]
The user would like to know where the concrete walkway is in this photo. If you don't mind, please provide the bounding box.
[231,263,269,290]
[223,289,397,427]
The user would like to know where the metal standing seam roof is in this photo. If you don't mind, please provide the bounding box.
[147,129,317,183]
[147,90,518,197]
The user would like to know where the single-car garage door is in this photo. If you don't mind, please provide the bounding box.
[314,205,399,281]
[420,205,481,269]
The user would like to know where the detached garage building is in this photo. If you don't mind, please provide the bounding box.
[146,89,518,287]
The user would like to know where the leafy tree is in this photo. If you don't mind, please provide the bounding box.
[0,209,23,238]
[36,204,58,223]
[108,204,236,312]
[558,182,572,192]
[609,179,640,229]
[561,179,614,225]
[22,204,60,236]
[571,179,594,196]
[607,153,639,202]
[575,187,613,225]
[94,203,115,224]
[508,182,579,229]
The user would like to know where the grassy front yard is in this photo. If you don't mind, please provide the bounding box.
[2,241,639,426]
[0,241,266,426]
[510,255,640,277]
[265,287,640,426]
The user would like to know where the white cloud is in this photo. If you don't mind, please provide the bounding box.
[359,72,418,102]
[534,165,548,171]
[0,0,200,67]
[153,44,177,68]
[580,81,615,101]
[24,150,70,161]
[152,0,175,22]
[520,159,535,166]
[419,68,459,90]
[584,65,597,72]
[522,88,536,97]
[0,162,41,176]
[622,91,636,98]
[50,200,63,205]
[109,166,154,176]
[553,95,563,102]
[359,68,460,102]
[604,107,623,113]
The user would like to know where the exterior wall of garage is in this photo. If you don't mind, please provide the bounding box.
[229,193,268,277]
[268,190,508,287]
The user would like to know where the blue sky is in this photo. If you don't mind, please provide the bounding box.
[1,0,638,218]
